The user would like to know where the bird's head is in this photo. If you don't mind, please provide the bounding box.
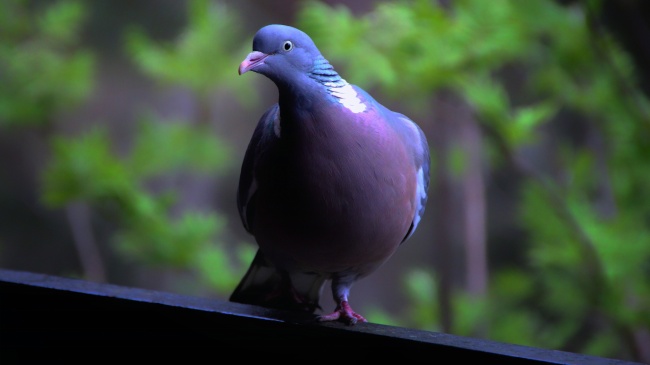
[239,24,322,84]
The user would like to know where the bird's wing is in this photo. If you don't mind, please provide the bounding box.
[237,104,280,234]
[394,111,430,243]
[353,85,430,243]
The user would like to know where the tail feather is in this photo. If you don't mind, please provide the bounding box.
[230,250,282,306]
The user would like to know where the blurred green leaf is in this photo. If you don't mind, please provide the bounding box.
[43,128,131,206]
[509,103,556,145]
[0,0,93,126]
[403,269,439,330]
[125,0,253,103]
[128,117,232,178]
[37,0,85,44]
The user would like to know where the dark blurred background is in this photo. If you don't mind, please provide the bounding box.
[1,0,649,362]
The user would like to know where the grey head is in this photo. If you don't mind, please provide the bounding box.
[238,24,325,86]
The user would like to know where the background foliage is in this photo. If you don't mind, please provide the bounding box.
[0,0,647,362]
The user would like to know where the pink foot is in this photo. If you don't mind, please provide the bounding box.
[318,301,367,325]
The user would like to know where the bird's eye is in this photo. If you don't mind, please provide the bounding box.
[283,41,293,52]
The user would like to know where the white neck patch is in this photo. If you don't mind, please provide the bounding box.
[327,81,366,114]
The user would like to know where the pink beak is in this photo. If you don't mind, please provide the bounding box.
[239,51,269,75]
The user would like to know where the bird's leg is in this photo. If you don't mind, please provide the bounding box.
[261,271,320,312]
[283,273,322,312]
[318,277,367,325]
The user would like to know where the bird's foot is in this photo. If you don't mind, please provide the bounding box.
[318,300,367,325]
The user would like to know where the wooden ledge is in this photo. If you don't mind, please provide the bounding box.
[0,269,641,364]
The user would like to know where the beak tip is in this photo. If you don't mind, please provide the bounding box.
[238,51,267,76]
[238,63,250,76]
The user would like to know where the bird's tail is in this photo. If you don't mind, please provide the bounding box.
[230,249,327,313]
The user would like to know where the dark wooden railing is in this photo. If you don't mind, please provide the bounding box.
[0,269,643,364]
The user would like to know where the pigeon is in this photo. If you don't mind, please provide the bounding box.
[230,24,429,325]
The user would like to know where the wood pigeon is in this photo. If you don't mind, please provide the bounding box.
[230,24,430,325]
